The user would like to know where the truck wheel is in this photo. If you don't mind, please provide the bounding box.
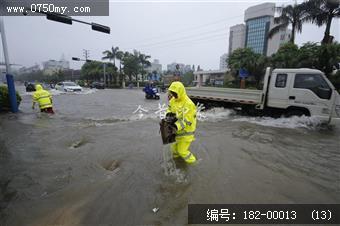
[285,109,305,117]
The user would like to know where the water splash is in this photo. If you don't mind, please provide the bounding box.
[21,88,95,97]
[73,89,97,95]
[201,108,234,122]
[232,115,325,129]
[48,89,64,96]
[81,117,127,127]
[161,146,187,183]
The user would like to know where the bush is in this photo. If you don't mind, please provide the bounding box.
[0,85,22,112]
[77,80,86,87]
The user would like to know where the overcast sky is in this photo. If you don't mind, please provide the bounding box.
[1,0,339,71]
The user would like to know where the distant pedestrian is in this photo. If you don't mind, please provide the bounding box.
[32,84,54,114]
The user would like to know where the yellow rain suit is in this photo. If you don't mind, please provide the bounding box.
[32,84,53,110]
[167,81,197,164]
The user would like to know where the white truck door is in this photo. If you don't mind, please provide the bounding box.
[288,73,334,118]
[267,72,292,108]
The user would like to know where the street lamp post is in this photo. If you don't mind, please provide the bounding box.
[0,16,18,113]
[25,10,110,34]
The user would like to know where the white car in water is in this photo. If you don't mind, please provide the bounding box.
[55,81,83,92]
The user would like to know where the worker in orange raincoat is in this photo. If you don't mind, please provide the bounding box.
[32,84,54,114]
[166,81,197,164]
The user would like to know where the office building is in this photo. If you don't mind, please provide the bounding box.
[228,3,291,57]
[228,24,246,54]
[244,2,291,56]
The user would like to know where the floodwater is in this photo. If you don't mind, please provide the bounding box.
[0,86,339,226]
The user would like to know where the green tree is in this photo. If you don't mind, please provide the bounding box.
[138,53,151,81]
[270,42,300,68]
[271,42,340,76]
[116,50,124,85]
[55,69,65,82]
[102,46,119,67]
[228,48,269,87]
[104,63,118,86]
[81,61,104,82]
[317,43,340,75]
[306,0,340,44]
[182,71,194,86]
[268,2,309,43]
[102,46,120,85]
[297,42,320,68]
[122,51,140,82]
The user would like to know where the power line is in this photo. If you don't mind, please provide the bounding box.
[122,4,278,47]
[141,32,228,50]
[129,29,229,49]
[122,3,297,52]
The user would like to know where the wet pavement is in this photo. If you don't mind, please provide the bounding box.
[0,86,339,225]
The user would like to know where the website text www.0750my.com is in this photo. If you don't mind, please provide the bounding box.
[6,4,91,15]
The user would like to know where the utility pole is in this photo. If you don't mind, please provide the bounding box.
[83,49,90,61]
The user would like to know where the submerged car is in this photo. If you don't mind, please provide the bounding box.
[90,82,105,89]
[55,82,83,92]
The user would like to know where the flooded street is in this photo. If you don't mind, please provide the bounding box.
[0,86,339,226]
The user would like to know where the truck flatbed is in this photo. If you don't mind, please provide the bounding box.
[186,87,262,105]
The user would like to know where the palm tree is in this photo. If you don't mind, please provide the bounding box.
[305,0,340,44]
[116,50,124,86]
[102,46,119,67]
[268,3,309,44]
[102,46,119,85]
[138,53,151,81]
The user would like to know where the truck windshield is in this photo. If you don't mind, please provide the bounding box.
[294,74,331,99]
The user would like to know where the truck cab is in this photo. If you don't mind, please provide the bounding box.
[266,68,340,123]
[187,67,340,124]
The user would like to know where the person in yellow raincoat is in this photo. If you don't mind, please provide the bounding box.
[166,81,197,164]
[32,84,54,114]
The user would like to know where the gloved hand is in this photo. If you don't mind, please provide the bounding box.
[167,121,177,134]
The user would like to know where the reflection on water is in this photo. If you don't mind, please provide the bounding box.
[0,86,339,225]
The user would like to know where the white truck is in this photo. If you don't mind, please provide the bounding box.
[187,68,340,124]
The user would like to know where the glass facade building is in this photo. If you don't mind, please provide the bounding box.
[245,16,271,55]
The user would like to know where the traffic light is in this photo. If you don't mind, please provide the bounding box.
[86,59,93,62]
[91,23,110,34]
[72,57,80,61]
